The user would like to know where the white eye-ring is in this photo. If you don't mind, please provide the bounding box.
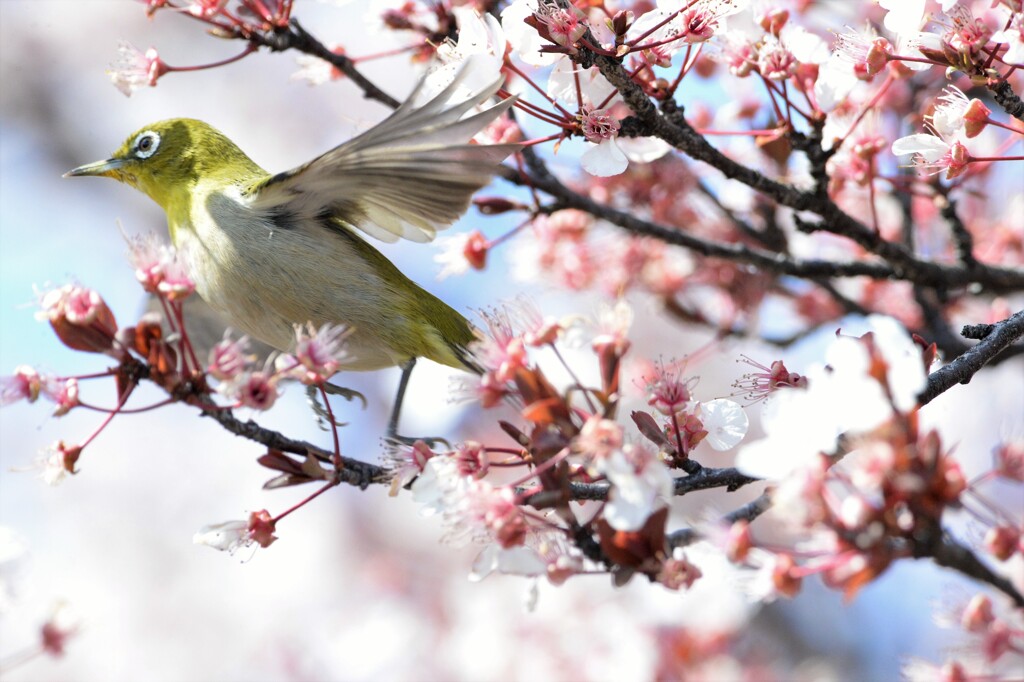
[133,130,160,159]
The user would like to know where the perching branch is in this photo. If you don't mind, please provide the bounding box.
[918,309,1024,405]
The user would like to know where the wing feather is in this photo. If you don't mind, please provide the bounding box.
[248,59,519,243]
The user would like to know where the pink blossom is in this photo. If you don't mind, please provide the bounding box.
[678,0,740,44]
[992,13,1024,64]
[45,378,80,417]
[645,361,695,416]
[657,548,703,590]
[450,372,510,409]
[757,36,797,80]
[38,284,120,356]
[472,306,529,383]
[891,131,971,180]
[61,287,104,325]
[292,322,350,385]
[580,105,620,143]
[984,525,1020,561]
[602,444,673,531]
[434,230,489,280]
[416,455,532,550]
[385,439,435,495]
[35,441,81,486]
[929,85,991,139]
[1,365,44,406]
[832,27,891,80]
[943,5,992,57]
[224,370,279,410]
[994,440,1024,481]
[193,509,277,554]
[533,2,588,51]
[107,41,167,97]
[591,300,633,357]
[39,602,80,657]
[733,356,808,403]
[454,441,489,479]
[291,46,345,86]
[124,232,194,300]
[476,486,529,549]
[576,417,624,462]
[207,331,254,382]
[185,0,228,20]
[960,594,995,633]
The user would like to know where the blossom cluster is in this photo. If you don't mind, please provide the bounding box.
[5,0,1023,674]
[2,234,351,487]
[381,299,752,588]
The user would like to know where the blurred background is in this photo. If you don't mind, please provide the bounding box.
[0,2,1020,680]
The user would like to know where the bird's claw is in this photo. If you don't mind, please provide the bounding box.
[384,434,452,450]
[305,384,353,431]
[323,382,368,409]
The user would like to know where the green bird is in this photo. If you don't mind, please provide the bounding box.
[66,67,516,439]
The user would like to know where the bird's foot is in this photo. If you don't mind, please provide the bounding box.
[305,383,367,431]
[384,434,452,450]
[323,382,368,408]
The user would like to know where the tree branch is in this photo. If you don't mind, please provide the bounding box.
[918,309,1024,405]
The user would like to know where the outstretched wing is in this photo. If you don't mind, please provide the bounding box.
[246,61,519,243]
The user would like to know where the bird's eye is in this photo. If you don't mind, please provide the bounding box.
[133,131,161,159]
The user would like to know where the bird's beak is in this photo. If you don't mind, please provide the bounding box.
[64,158,126,178]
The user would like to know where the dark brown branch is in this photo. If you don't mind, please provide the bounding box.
[666,490,773,550]
[249,20,402,109]
[525,466,759,503]
[915,530,1024,608]
[938,193,978,268]
[583,52,1024,293]
[197,403,389,489]
[251,17,1024,295]
[513,147,1023,290]
[918,309,1024,405]
[988,78,1024,122]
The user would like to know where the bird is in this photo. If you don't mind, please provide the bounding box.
[66,63,517,441]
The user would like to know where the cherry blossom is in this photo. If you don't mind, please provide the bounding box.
[736,316,926,480]
[891,130,972,180]
[991,13,1024,64]
[423,9,506,99]
[290,322,350,385]
[434,230,489,279]
[602,444,674,531]
[107,41,167,96]
[699,398,749,451]
[207,331,254,382]
[0,366,44,406]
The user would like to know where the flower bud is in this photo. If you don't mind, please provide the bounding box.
[758,8,788,36]
[473,197,525,215]
[41,286,120,356]
[961,594,995,632]
[963,98,991,138]
[985,525,1020,561]
[463,230,489,271]
[771,553,803,598]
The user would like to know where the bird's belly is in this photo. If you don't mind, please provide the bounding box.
[176,216,409,372]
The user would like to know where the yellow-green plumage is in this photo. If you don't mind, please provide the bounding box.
[67,68,516,373]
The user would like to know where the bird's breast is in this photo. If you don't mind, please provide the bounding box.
[172,185,417,371]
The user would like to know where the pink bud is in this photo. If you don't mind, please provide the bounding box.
[963,98,991,138]
[247,510,278,549]
[463,230,489,271]
[985,525,1020,561]
[961,594,995,632]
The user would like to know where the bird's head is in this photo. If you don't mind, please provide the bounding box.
[65,118,262,211]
